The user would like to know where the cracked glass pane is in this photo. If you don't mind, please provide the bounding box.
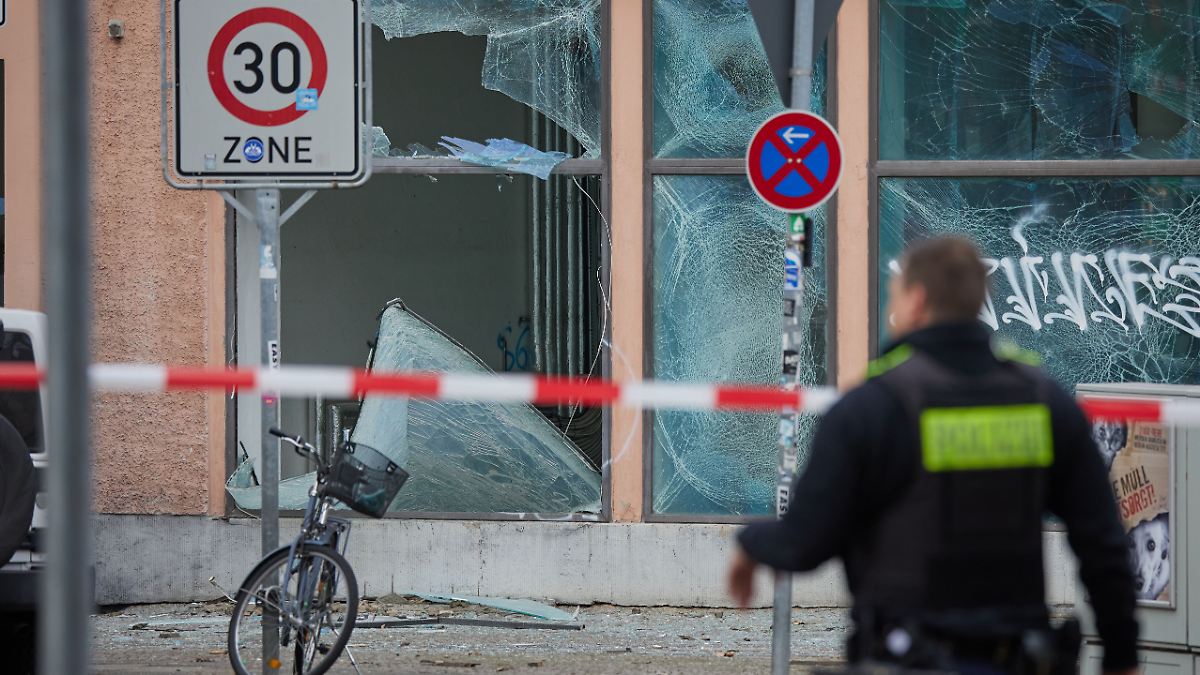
[652,176,828,515]
[371,1,602,157]
[878,177,1200,389]
[354,302,602,513]
[880,0,1200,160]
[653,0,788,158]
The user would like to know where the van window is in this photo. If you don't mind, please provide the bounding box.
[0,331,42,452]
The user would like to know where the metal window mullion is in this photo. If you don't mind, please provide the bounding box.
[565,144,578,385]
[641,0,655,520]
[566,138,579,383]
[545,114,559,377]
[646,159,744,174]
[370,157,604,174]
[531,112,544,373]
[874,160,1200,177]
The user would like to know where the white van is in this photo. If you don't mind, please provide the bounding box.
[0,309,48,672]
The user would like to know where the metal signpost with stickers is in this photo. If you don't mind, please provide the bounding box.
[747,107,843,675]
[161,1,371,668]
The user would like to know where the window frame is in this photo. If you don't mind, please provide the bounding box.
[868,0,1200,356]
[641,0,839,523]
[228,0,614,523]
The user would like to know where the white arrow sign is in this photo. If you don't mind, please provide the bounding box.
[781,127,810,144]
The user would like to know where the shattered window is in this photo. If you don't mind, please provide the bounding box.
[652,0,787,158]
[877,177,1200,389]
[651,176,829,515]
[232,1,611,515]
[648,0,831,516]
[880,0,1200,160]
[370,0,602,167]
[233,172,608,515]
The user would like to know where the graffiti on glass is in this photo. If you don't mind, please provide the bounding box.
[891,223,1200,339]
[497,317,532,372]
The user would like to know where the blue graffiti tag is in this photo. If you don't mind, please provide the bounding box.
[497,317,532,372]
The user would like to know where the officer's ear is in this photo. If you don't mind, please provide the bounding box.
[908,282,932,322]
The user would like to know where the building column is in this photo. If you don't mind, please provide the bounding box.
[1,1,43,309]
[608,0,645,522]
[835,0,871,387]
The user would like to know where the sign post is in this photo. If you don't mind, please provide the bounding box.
[162,0,371,669]
[40,0,92,672]
[747,108,842,675]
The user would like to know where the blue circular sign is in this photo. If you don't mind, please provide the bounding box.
[243,137,265,163]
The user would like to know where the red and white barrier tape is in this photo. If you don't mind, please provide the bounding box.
[0,363,1190,422]
[0,363,840,414]
[1075,398,1200,425]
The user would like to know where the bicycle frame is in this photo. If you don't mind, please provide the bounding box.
[278,455,353,641]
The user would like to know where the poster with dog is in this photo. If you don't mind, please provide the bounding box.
[1091,420,1172,604]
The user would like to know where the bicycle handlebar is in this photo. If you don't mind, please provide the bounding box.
[269,427,315,455]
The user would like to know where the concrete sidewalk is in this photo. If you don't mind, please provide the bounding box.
[92,598,851,674]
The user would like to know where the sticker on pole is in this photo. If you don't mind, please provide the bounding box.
[173,0,365,180]
[746,111,842,213]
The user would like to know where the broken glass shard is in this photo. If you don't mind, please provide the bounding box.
[652,0,785,158]
[878,177,1200,389]
[438,137,570,179]
[371,0,602,156]
[354,301,601,513]
[226,457,314,511]
[371,126,394,158]
[410,594,576,621]
[373,129,572,179]
[880,0,1200,159]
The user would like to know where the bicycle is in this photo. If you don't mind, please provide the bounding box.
[228,427,409,675]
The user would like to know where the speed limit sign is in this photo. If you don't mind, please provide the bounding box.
[173,0,366,181]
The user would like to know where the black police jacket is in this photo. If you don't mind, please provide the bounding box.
[737,321,1139,671]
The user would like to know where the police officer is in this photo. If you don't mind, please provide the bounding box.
[727,236,1138,674]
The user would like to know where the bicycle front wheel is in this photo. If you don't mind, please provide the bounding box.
[228,545,359,675]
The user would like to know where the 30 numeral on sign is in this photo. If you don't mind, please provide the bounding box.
[233,41,302,95]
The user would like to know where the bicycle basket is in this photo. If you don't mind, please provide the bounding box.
[325,442,409,518]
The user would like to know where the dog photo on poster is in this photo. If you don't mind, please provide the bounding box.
[1092,419,1172,604]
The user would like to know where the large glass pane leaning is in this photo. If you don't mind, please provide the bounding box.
[371,0,602,160]
[652,175,828,515]
[880,0,1200,160]
[878,177,1200,390]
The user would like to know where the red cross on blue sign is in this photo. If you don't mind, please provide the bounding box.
[746,111,843,213]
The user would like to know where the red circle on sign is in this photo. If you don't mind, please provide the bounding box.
[746,111,843,213]
[207,7,328,127]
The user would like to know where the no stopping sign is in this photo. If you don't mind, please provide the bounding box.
[746,111,842,213]
[174,0,365,180]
